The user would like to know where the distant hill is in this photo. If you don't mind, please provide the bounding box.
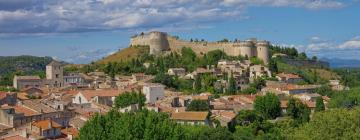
[321,58,360,68]
[0,55,54,76]
[97,45,149,64]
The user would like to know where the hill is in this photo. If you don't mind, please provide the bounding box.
[97,45,149,64]
[0,55,53,75]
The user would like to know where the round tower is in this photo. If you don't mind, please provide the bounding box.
[255,40,270,64]
[149,31,170,55]
[239,40,254,58]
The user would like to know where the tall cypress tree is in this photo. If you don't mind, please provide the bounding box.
[227,73,237,95]
[315,97,325,112]
[194,75,202,93]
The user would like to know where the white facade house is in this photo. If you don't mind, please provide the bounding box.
[142,84,165,104]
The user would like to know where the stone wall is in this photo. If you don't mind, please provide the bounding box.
[130,31,270,64]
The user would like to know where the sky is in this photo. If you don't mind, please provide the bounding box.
[0,0,359,64]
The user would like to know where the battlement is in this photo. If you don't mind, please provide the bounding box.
[129,31,270,64]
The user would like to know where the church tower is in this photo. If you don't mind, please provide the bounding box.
[46,60,64,88]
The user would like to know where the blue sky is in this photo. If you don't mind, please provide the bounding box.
[0,0,359,64]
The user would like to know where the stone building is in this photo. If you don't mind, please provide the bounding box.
[45,61,64,88]
[130,31,270,64]
[30,119,62,139]
[64,73,93,88]
[142,83,165,104]
[13,76,42,90]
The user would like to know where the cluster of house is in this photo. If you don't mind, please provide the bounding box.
[0,59,346,139]
[168,59,271,91]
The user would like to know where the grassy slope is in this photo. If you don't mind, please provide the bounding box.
[97,45,149,64]
[277,61,340,82]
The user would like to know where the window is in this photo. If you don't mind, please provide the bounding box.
[55,74,59,78]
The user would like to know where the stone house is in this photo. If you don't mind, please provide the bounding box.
[0,92,17,106]
[142,83,165,104]
[45,61,64,88]
[168,68,186,77]
[30,119,62,139]
[64,73,93,88]
[0,101,73,128]
[276,73,303,83]
[170,112,209,125]
[249,65,271,81]
[13,76,42,90]
[72,90,121,106]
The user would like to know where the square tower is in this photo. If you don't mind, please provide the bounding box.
[46,61,64,87]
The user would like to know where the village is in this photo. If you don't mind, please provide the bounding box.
[0,55,346,140]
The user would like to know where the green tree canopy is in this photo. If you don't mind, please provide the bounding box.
[114,91,146,109]
[186,99,209,111]
[254,93,281,119]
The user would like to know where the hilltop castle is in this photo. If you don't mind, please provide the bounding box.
[130,31,270,64]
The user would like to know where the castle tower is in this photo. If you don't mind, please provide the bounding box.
[239,40,254,58]
[148,31,170,55]
[255,41,270,64]
[46,60,64,88]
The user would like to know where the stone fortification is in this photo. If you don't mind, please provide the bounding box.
[130,31,270,64]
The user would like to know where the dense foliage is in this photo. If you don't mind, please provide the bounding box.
[289,107,360,140]
[114,91,146,108]
[79,110,233,140]
[254,93,282,119]
[186,100,209,111]
[287,99,310,124]
[334,68,360,87]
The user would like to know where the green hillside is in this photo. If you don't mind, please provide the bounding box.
[97,45,149,64]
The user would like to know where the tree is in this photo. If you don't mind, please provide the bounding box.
[315,97,325,112]
[114,91,145,109]
[194,75,202,93]
[297,52,307,60]
[312,56,318,61]
[287,98,310,123]
[289,107,360,140]
[226,73,237,95]
[254,93,281,119]
[268,59,278,73]
[186,100,209,111]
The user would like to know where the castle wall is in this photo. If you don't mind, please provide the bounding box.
[130,32,270,64]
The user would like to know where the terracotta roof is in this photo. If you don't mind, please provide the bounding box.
[61,127,79,137]
[0,92,8,100]
[22,100,57,113]
[171,112,208,121]
[3,135,28,140]
[277,72,301,79]
[192,95,209,100]
[283,84,320,91]
[79,89,122,101]
[32,119,62,130]
[21,87,43,93]
[15,76,41,80]
[13,105,39,116]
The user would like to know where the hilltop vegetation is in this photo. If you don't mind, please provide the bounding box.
[97,45,149,64]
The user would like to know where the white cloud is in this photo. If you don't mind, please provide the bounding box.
[338,36,360,49]
[0,0,348,35]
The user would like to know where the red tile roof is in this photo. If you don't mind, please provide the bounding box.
[32,119,62,130]
[171,112,208,121]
